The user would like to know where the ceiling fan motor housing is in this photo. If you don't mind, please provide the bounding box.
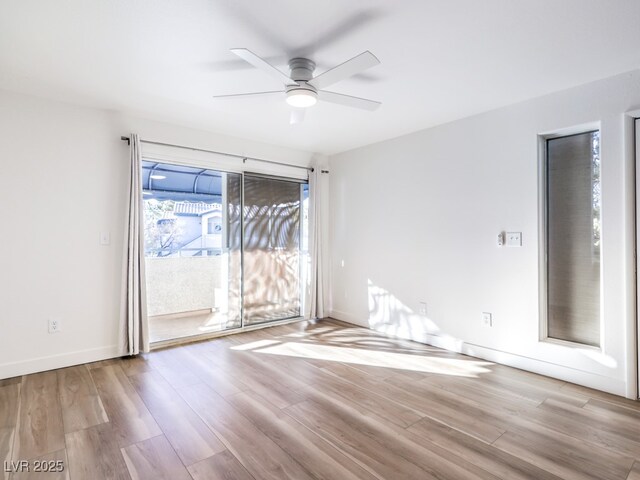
[288,58,315,82]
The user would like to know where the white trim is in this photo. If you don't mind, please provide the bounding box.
[537,135,548,342]
[540,336,601,351]
[0,345,121,379]
[631,112,640,399]
[329,310,627,397]
[538,120,601,139]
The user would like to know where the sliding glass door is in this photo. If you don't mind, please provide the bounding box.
[142,161,242,343]
[143,161,307,344]
[243,175,303,325]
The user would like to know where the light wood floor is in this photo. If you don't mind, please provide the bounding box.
[2,319,640,480]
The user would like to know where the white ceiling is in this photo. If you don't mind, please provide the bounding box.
[1,0,639,155]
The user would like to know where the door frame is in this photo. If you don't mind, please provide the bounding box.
[633,115,640,399]
[140,154,309,348]
[629,111,640,399]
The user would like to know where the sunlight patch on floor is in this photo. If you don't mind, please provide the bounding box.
[230,339,281,351]
[250,341,493,377]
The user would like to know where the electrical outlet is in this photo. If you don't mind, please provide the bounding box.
[48,318,61,334]
[482,312,492,327]
[497,232,504,246]
[419,302,427,316]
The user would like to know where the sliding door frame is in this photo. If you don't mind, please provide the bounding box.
[240,171,245,328]
[634,114,640,399]
[141,154,309,348]
[150,316,304,350]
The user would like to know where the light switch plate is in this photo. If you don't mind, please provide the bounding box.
[506,232,522,247]
[100,232,111,246]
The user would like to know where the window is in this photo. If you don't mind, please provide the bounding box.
[543,130,601,347]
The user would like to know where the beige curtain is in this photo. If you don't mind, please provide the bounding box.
[119,133,149,355]
[308,168,325,319]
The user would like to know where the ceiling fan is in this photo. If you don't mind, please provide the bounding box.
[213,48,381,124]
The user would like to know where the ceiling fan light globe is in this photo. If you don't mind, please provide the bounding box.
[286,89,317,108]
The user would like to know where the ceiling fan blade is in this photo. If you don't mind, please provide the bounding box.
[318,91,381,111]
[212,91,283,100]
[308,51,380,89]
[230,48,297,86]
[290,108,305,125]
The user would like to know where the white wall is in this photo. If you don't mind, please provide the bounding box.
[0,89,317,379]
[329,70,640,397]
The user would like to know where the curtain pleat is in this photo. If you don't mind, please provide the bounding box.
[120,133,149,355]
[308,169,325,319]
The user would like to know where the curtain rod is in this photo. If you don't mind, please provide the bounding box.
[120,136,314,172]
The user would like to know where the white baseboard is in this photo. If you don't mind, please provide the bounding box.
[0,345,120,379]
[329,310,628,398]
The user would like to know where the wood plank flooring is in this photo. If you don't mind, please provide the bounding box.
[1,318,640,479]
